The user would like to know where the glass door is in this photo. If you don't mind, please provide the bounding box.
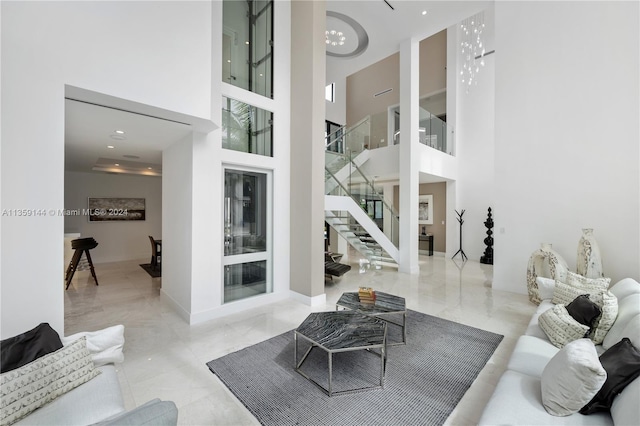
[223,167,272,303]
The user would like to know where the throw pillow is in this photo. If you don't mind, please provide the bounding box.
[580,338,640,414]
[588,290,619,345]
[0,337,101,425]
[61,324,125,366]
[0,323,63,373]
[566,294,602,329]
[539,304,590,348]
[541,338,606,416]
[536,276,556,301]
[552,272,610,306]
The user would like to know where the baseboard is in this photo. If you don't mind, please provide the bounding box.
[188,292,290,325]
[289,290,326,307]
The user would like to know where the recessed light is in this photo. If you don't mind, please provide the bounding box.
[148,167,153,170]
[114,130,125,134]
[422,10,427,16]
[107,145,115,149]
[114,163,120,166]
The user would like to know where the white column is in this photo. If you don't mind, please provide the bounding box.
[398,38,420,274]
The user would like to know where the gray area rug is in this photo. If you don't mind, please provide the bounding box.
[207,310,503,426]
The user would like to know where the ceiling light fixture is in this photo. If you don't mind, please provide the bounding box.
[325,29,346,47]
[107,145,115,149]
[114,163,120,166]
[422,10,427,16]
[114,130,125,134]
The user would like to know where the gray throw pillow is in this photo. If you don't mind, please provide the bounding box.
[566,294,601,331]
[0,323,63,373]
[580,338,640,414]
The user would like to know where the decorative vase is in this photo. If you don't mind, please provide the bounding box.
[526,243,569,305]
[576,228,603,278]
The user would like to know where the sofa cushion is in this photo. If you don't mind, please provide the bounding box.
[580,337,640,414]
[0,323,63,373]
[61,325,125,367]
[611,375,640,426]
[539,304,590,348]
[478,370,612,425]
[541,338,606,416]
[92,398,178,426]
[536,276,556,301]
[525,300,556,341]
[566,294,601,329]
[507,335,559,378]
[14,364,125,425]
[1,337,101,425]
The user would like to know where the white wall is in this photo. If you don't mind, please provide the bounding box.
[450,5,496,261]
[64,172,162,263]
[493,1,640,293]
[1,1,212,338]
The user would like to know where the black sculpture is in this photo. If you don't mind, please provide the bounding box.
[452,209,468,261]
[480,207,494,265]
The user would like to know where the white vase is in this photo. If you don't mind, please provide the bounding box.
[576,228,603,278]
[526,243,569,305]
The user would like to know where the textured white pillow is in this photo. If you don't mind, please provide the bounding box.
[539,304,590,348]
[552,272,611,305]
[0,337,101,425]
[541,338,607,416]
[536,276,556,301]
[61,325,124,367]
[588,290,618,345]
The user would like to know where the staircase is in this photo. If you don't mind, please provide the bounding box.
[324,117,399,266]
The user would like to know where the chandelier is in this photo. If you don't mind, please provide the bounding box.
[325,30,346,47]
[460,12,485,89]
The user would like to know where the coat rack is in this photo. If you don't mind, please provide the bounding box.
[452,209,468,261]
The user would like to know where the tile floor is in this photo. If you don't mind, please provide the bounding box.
[64,253,535,426]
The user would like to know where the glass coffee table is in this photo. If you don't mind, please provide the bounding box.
[336,291,407,345]
[294,311,387,396]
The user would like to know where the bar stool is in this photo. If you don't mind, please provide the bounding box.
[65,237,99,289]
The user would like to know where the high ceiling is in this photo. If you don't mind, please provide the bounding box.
[64,1,489,177]
[326,0,489,81]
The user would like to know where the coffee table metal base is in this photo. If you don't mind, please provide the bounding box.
[293,312,387,396]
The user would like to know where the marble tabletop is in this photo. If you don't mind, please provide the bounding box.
[336,291,406,315]
[295,311,386,351]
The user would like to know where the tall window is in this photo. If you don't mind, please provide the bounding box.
[222,96,273,156]
[223,168,271,303]
[222,0,273,98]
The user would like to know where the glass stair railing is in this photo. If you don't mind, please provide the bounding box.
[325,209,397,268]
[324,118,400,265]
[391,106,455,155]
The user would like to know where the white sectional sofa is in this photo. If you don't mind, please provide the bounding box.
[479,278,640,425]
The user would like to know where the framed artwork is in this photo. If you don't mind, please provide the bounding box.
[88,198,146,222]
[418,194,433,225]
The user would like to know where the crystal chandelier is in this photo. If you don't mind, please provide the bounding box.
[325,30,346,47]
[460,12,485,89]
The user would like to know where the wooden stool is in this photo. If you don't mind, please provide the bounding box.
[65,238,99,290]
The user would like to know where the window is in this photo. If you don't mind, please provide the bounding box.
[325,83,335,103]
[223,168,271,303]
[223,0,273,98]
[222,96,273,156]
